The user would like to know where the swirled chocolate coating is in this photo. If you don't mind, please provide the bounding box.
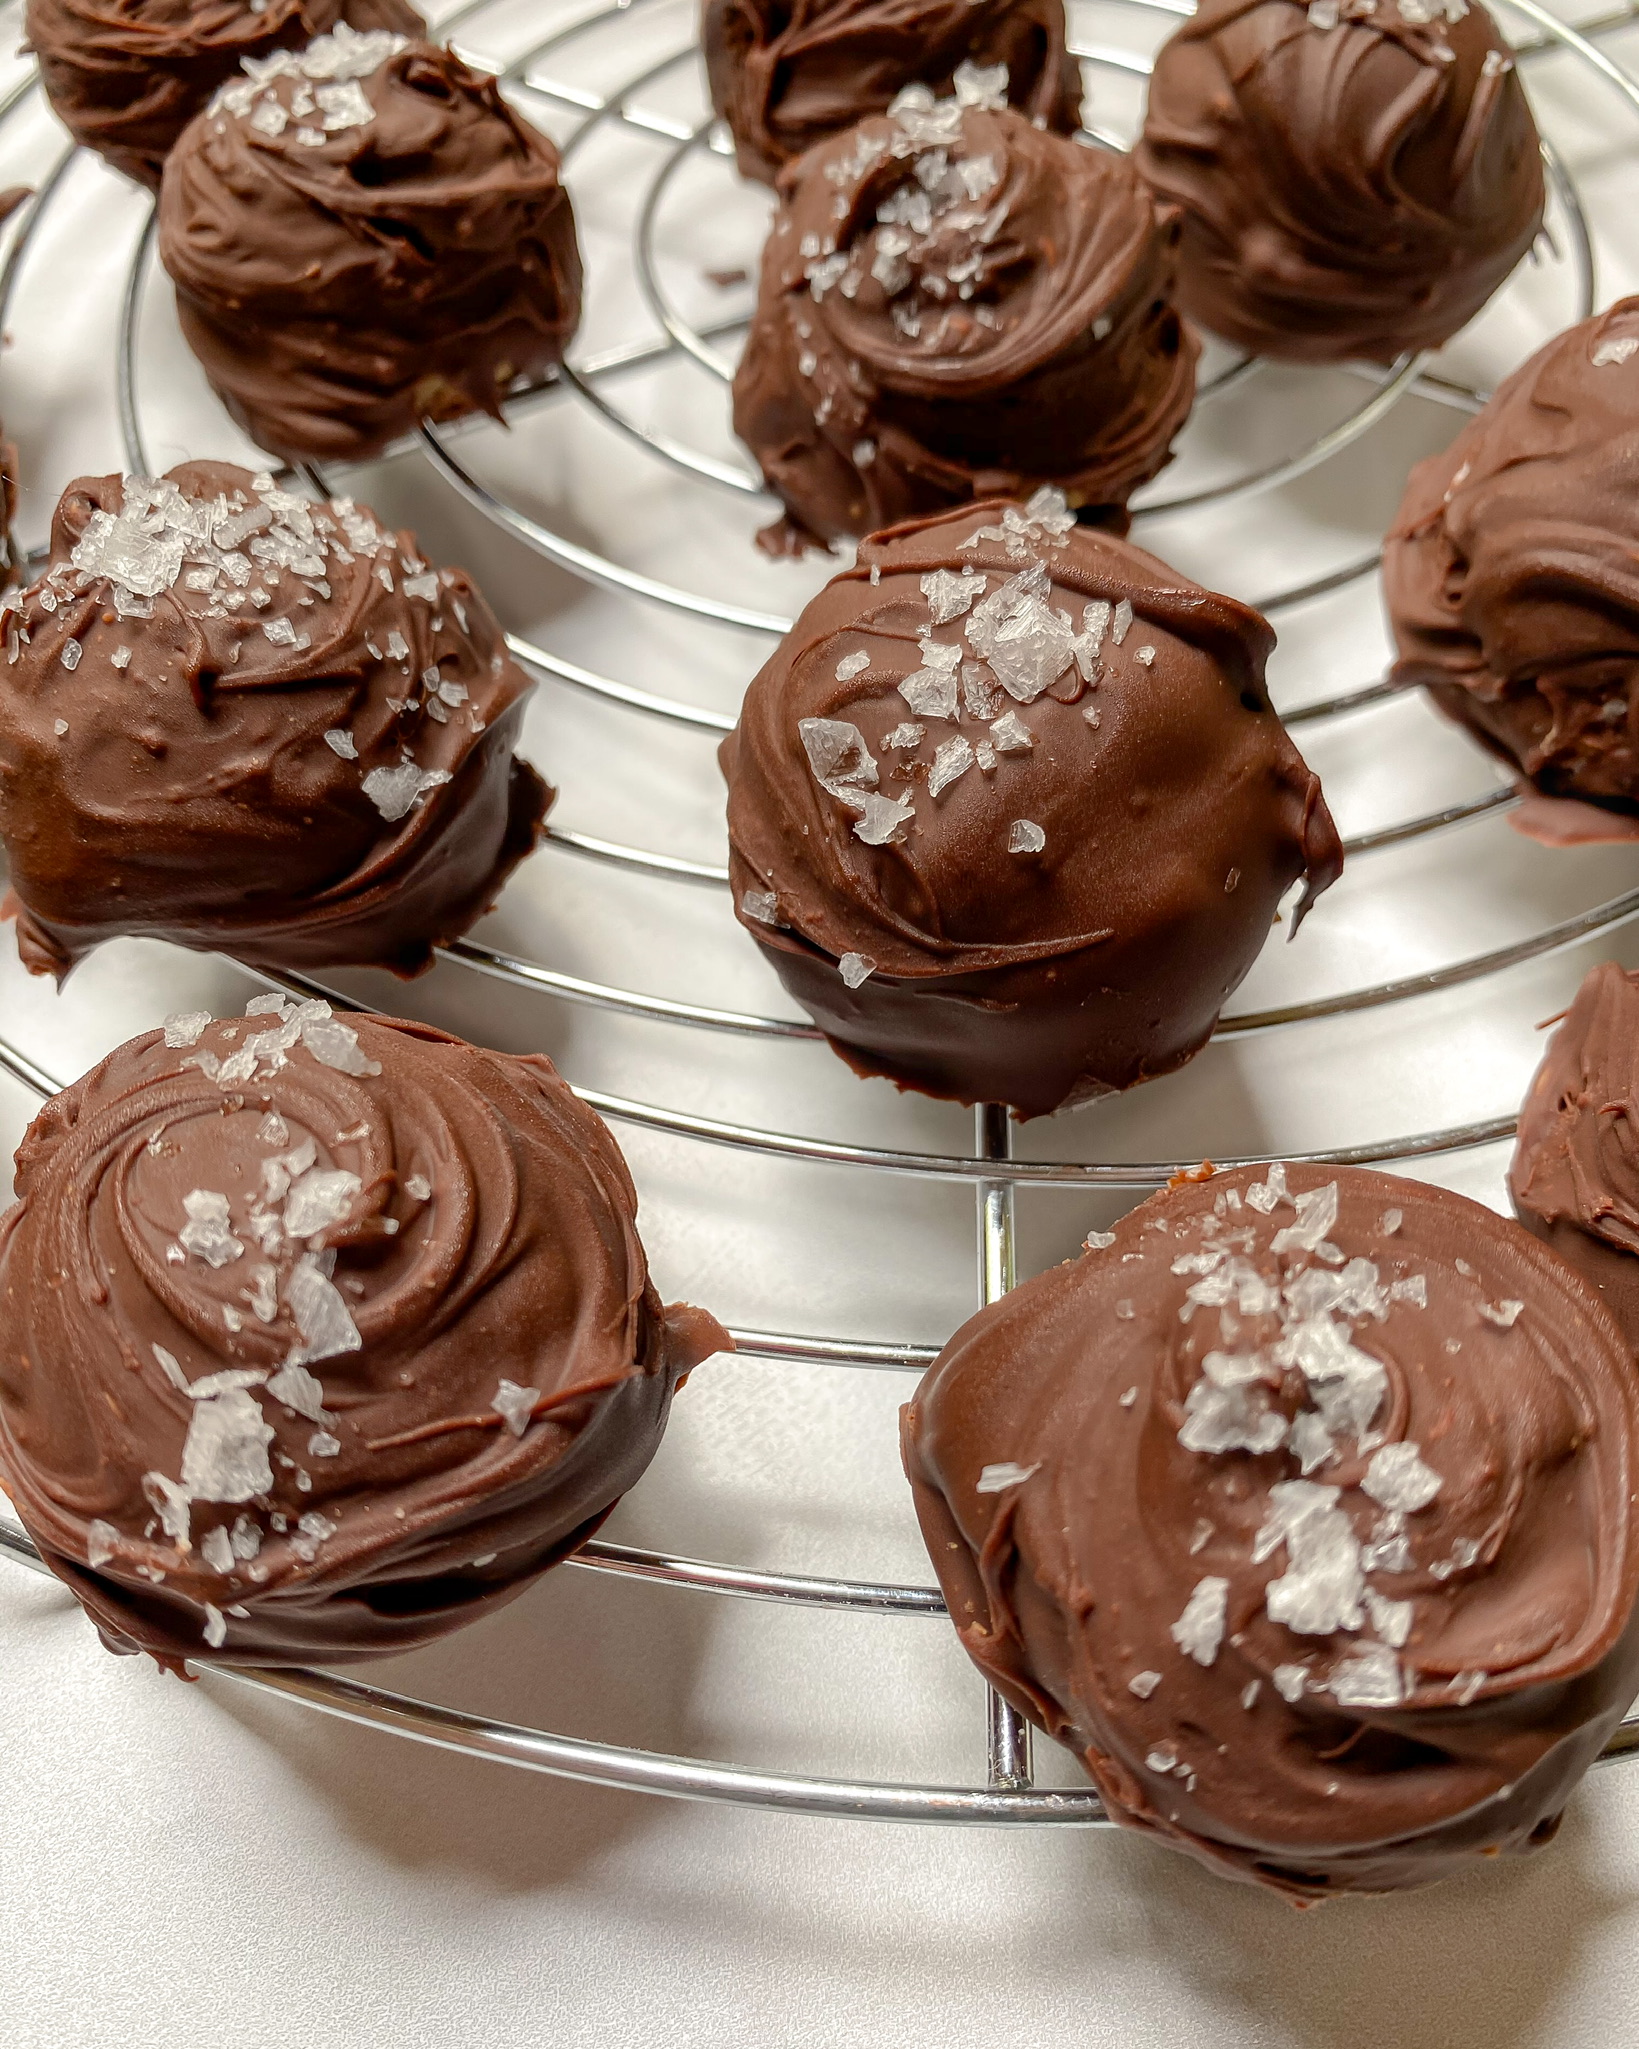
[158,29,583,462]
[1384,299,1639,815]
[732,83,1197,551]
[0,1007,727,1669]
[720,498,1342,1116]
[1512,961,1639,1349]
[26,0,425,191]
[904,1161,1639,1896]
[1133,0,1544,365]
[703,2,1082,185]
[0,461,550,979]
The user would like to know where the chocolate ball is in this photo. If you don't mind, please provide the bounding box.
[903,1161,1639,1896]
[1384,299,1639,818]
[1512,960,1639,1348]
[1134,0,1544,365]
[720,497,1342,1116]
[0,1005,728,1670]
[158,27,583,462]
[26,0,425,191]
[732,77,1198,552]
[0,461,550,979]
[703,4,1082,185]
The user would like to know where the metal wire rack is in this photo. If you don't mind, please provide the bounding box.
[4,0,1639,1826]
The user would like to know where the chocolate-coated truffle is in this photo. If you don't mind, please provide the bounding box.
[0,1004,728,1669]
[720,496,1342,1116]
[1384,299,1639,819]
[1512,960,1639,1349]
[158,26,583,462]
[1134,0,1544,365]
[27,0,425,191]
[903,1161,1639,1896]
[0,461,550,979]
[703,5,1082,186]
[732,75,1198,552]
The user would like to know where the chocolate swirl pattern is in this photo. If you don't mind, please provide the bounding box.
[720,497,1342,1116]
[1512,961,1639,1348]
[903,1162,1639,1896]
[0,461,551,979]
[26,0,425,191]
[731,78,1198,551]
[1384,299,1639,818]
[702,0,1082,186]
[1134,0,1544,365]
[0,1008,728,1669]
[158,28,583,461]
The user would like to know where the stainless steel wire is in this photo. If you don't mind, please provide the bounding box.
[5,0,1639,1823]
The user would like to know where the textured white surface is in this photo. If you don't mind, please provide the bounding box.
[8,2,1639,2043]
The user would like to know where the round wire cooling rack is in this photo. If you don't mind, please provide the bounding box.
[5,0,1639,1827]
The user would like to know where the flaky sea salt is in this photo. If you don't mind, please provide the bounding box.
[1008,819,1045,854]
[163,1010,211,1048]
[86,1520,119,1569]
[324,728,357,759]
[1170,1576,1229,1665]
[1128,1670,1162,1699]
[741,890,780,925]
[975,1461,1039,1494]
[1361,1440,1442,1512]
[492,1381,540,1436]
[838,952,876,989]
[363,759,452,822]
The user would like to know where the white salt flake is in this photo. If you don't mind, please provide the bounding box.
[1380,1208,1403,1235]
[1362,1441,1442,1513]
[1170,1576,1229,1665]
[839,952,876,989]
[309,1431,341,1458]
[1478,1298,1524,1329]
[989,711,1032,754]
[323,728,357,759]
[302,1015,381,1076]
[920,566,985,623]
[1257,1481,1365,1636]
[1084,1230,1117,1250]
[835,650,871,681]
[952,57,1009,110]
[1111,599,1133,645]
[1273,1663,1309,1703]
[927,734,974,797]
[1008,819,1045,854]
[152,1344,191,1393]
[1365,1588,1414,1649]
[964,560,1075,703]
[283,1166,361,1239]
[741,889,780,926]
[1594,337,1639,368]
[266,1361,331,1424]
[201,1525,235,1576]
[362,760,452,822]
[1241,1680,1261,1710]
[1128,1670,1162,1699]
[492,1381,540,1436]
[1328,1643,1404,1707]
[86,1520,119,1568]
[291,1510,337,1563]
[851,791,916,845]
[203,1604,228,1648]
[163,1010,212,1048]
[179,1188,243,1269]
[181,1388,276,1504]
[975,1461,1040,1493]
[285,1254,362,1367]
[883,722,924,750]
[61,638,82,671]
[406,1173,432,1202]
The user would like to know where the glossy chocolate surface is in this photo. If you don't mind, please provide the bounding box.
[720,496,1341,1116]
[732,78,1197,550]
[0,1008,727,1668]
[0,461,549,979]
[159,27,582,461]
[904,1161,1639,1895]
[1135,0,1543,364]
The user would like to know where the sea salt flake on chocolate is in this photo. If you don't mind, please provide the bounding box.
[1257,1480,1365,1635]
[180,1189,243,1268]
[1128,1670,1162,1698]
[291,1509,337,1562]
[1430,1536,1482,1580]
[928,734,974,796]
[309,1431,341,1458]
[301,1014,382,1078]
[1362,1441,1442,1512]
[1178,1354,1286,1454]
[1390,1274,1427,1308]
[1271,1181,1339,1255]
[1365,1589,1413,1648]
[1454,1669,1486,1704]
[884,722,924,749]
[952,58,1009,110]
[152,1344,191,1393]
[87,1520,119,1568]
[976,1461,1040,1493]
[1111,600,1134,645]
[1008,819,1046,854]
[405,1173,432,1202]
[800,716,879,792]
[1289,1409,1336,1474]
[1084,1230,1117,1250]
[961,662,1002,720]
[1241,1680,1261,1709]
[60,638,82,671]
[1246,1162,1291,1214]
[741,889,781,925]
[1134,646,1156,668]
[284,1166,362,1239]
[965,561,1075,702]
[267,1361,330,1424]
[1380,1208,1403,1235]
[492,1381,541,1436]
[201,1525,235,1576]
[1190,1519,1214,1554]
[1328,1643,1404,1707]
[1146,1745,1179,1774]
[852,791,916,845]
[989,711,1032,754]
[163,1010,211,1048]
[1171,1576,1229,1665]
[203,1603,228,1648]
[1273,1663,1309,1702]
[182,1387,276,1504]
[285,1254,362,1366]
[898,638,963,718]
[834,650,871,681]
[1478,1298,1524,1328]
[324,728,357,759]
[920,566,985,623]
[839,952,876,988]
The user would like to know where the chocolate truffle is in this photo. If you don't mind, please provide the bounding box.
[903,1161,1639,1896]
[158,26,583,462]
[0,1004,727,1669]
[26,0,425,191]
[721,496,1342,1116]
[703,5,1082,186]
[1512,960,1639,1349]
[732,74,1198,552]
[0,461,550,979]
[1134,0,1544,365]
[1384,299,1639,822]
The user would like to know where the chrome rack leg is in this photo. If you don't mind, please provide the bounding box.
[976,1103,1033,1793]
